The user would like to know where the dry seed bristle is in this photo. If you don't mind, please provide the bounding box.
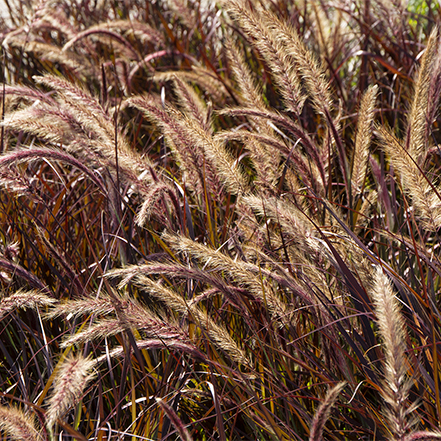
[163,232,288,319]
[55,290,188,347]
[34,8,77,40]
[184,116,248,195]
[377,124,441,230]
[243,194,320,255]
[45,295,114,321]
[0,290,56,321]
[62,25,139,57]
[0,406,42,441]
[407,27,439,164]
[132,90,243,194]
[116,273,251,367]
[262,9,333,116]
[167,0,197,29]
[24,41,85,72]
[225,37,267,112]
[61,315,186,348]
[352,85,378,198]
[32,75,153,177]
[1,107,71,144]
[402,431,441,440]
[0,258,51,293]
[45,354,96,430]
[128,95,221,194]
[34,75,111,124]
[136,181,180,227]
[371,267,411,438]
[224,0,305,114]
[61,318,126,347]
[309,382,346,441]
[173,75,212,133]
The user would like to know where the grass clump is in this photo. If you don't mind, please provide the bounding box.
[1,0,441,440]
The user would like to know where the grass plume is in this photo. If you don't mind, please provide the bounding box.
[0,406,42,441]
[371,267,412,440]
[45,354,96,431]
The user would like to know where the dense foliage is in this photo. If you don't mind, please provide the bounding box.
[0,0,441,440]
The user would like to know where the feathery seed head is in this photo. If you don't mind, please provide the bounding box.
[46,354,96,430]
[0,290,56,321]
[309,382,346,441]
[0,406,42,441]
[371,266,413,439]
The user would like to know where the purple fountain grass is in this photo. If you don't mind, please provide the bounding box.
[309,382,346,441]
[371,266,413,440]
[224,0,305,116]
[0,406,43,441]
[45,354,96,431]
[0,0,440,439]
[0,289,56,321]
